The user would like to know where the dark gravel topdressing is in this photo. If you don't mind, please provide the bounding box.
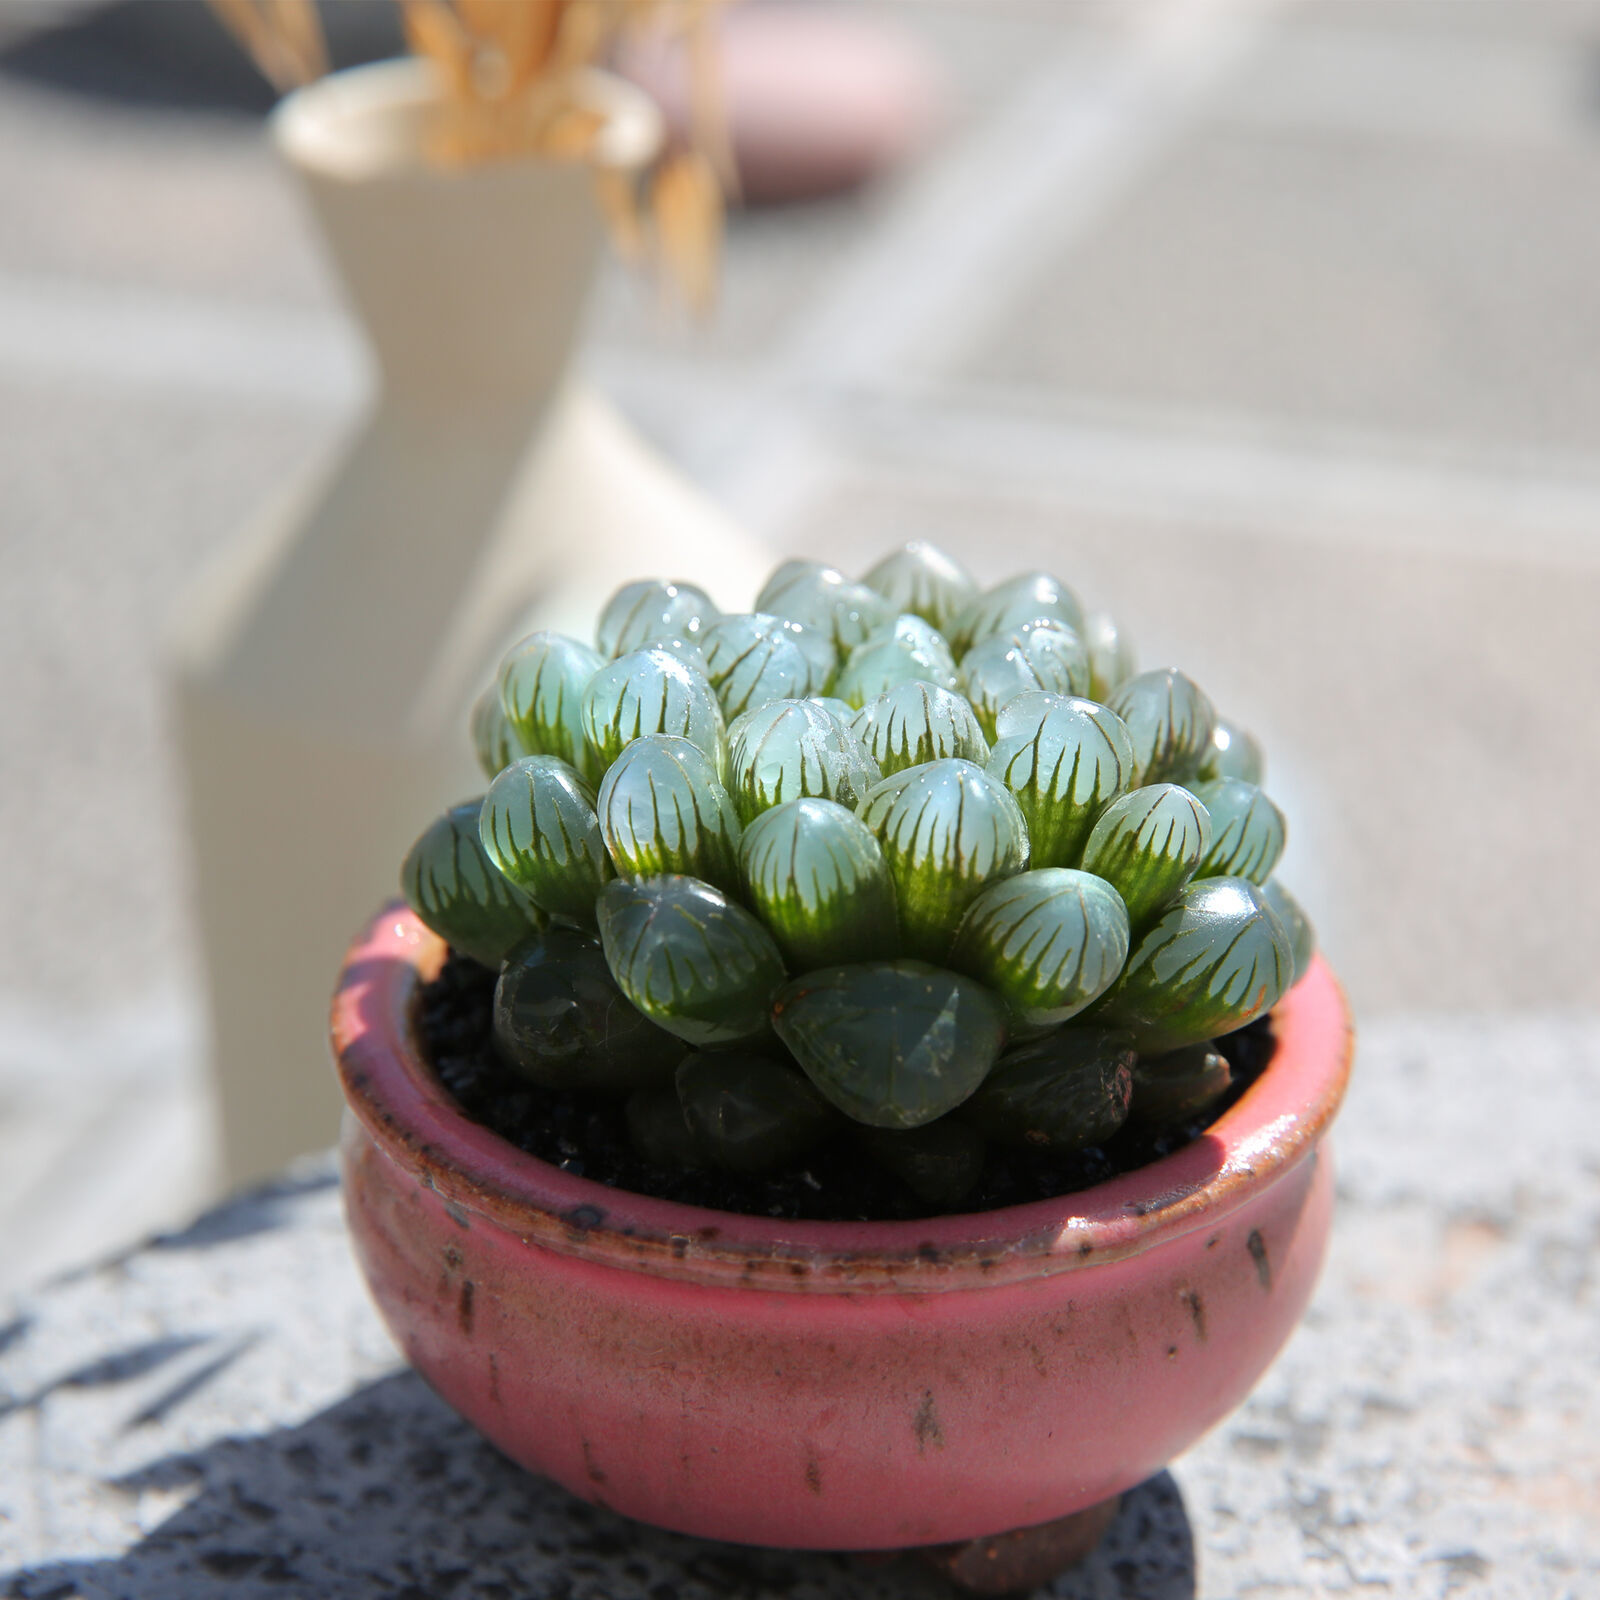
[416,950,1278,1223]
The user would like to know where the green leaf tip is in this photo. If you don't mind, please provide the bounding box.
[1097,875,1293,1054]
[479,755,612,922]
[401,798,545,970]
[579,645,728,776]
[596,874,787,1046]
[596,578,719,658]
[950,867,1130,1029]
[596,734,742,892]
[738,797,899,970]
[859,541,978,632]
[987,692,1134,868]
[727,698,880,823]
[772,960,1008,1129]
[860,757,1030,962]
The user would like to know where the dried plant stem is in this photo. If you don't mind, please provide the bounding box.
[685,1,739,201]
[653,148,722,313]
[206,0,727,308]
[209,0,326,91]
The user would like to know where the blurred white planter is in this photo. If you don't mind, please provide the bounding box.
[170,60,769,1191]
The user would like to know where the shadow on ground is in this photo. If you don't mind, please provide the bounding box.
[0,0,401,115]
[2,1368,1196,1598]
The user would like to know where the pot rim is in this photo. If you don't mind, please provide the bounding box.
[272,58,664,182]
[332,902,1352,1294]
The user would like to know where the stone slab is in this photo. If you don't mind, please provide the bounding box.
[969,121,1600,459]
[2,1014,1596,1597]
[1293,0,1600,42]
[0,378,333,1011]
[1222,19,1599,151]
[0,994,210,1298]
[0,78,325,307]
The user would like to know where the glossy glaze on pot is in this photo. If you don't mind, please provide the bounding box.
[333,904,1351,1550]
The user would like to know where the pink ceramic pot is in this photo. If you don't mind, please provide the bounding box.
[332,904,1352,1552]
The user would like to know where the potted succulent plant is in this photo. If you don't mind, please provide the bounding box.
[332,542,1351,1591]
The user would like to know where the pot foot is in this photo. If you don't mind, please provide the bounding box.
[902,1495,1124,1595]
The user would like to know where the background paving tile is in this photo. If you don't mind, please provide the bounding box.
[1295,0,1600,40]
[0,381,330,1010]
[971,126,1600,459]
[0,83,323,303]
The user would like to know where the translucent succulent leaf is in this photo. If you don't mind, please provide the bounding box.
[1199,717,1266,786]
[950,571,1087,657]
[497,631,605,783]
[698,612,818,719]
[864,758,1030,961]
[596,578,719,657]
[470,684,529,780]
[625,1086,704,1168]
[754,563,895,652]
[1080,784,1212,930]
[856,764,924,830]
[849,1118,986,1208]
[738,797,899,969]
[958,624,1091,741]
[1083,610,1136,702]
[775,616,838,691]
[755,559,829,612]
[479,756,613,922]
[1129,1043,1231,1126]
[987,693,1134,867]
[850,680,990,776]
[494,927,684,1091]
[676,1053,835,1174]
[1097,876,1294,1054]
[1261,878,1315,984]
[597,875,787,1046]
[771,960,1008,1129]
[950,868,1129,1029]
[596,734,742,892]
[726,698,880,823]
[834,614,960,707]
[579,645,728,776]
[858,541,978,632]
[963,1027,1136,1151]
[400,799,545,969]
[1192,778,1286,884]
[1107,668,1217,786]
[809,695,857,724]
[647,635,710,679]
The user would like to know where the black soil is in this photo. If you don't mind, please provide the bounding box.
[418,951,1278,1224]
